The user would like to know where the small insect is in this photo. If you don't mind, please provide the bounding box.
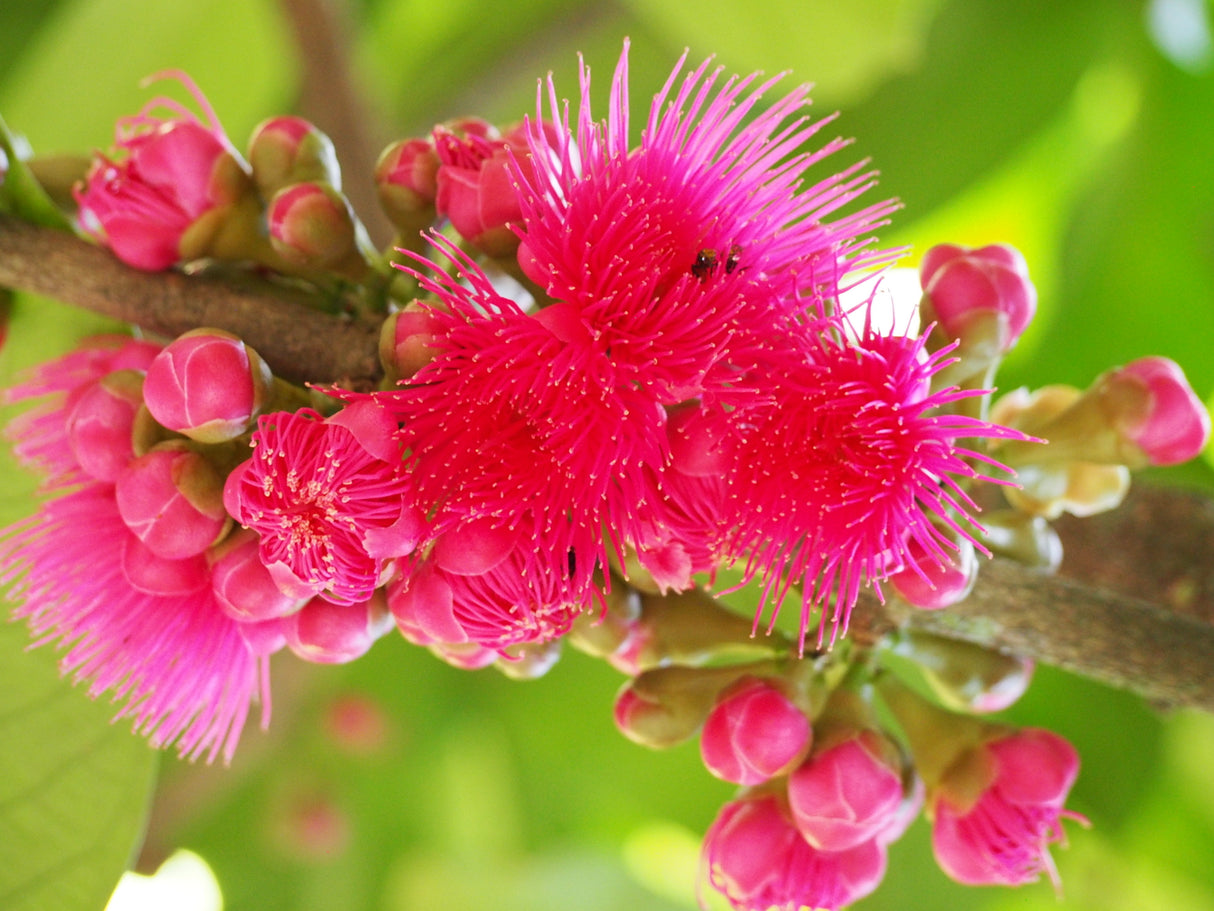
[724,244,742,274]
[691,247,719,283]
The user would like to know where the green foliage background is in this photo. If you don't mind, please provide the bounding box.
[1,0,1213,909]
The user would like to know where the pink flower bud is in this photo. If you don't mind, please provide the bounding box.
[889,534,978,610]
[248,115,341,196]
[378,305,443,382]
[286,591,392,664]
[115,442,228,559]
[931,728,1083,888]
[787,730,906,852]
[143,329,272,443]
[66,370,144,481]
[121,534,209,596]
[235,615,290,657]
[920,243,1037,352]
[211,530,306,622]
[700,677,812,785]
[267,181,359,268]
[375,138,440,224]
[1108,356,1210,466]
[703,794,888,911]
[74,73,250,271]
[387,562,466,645]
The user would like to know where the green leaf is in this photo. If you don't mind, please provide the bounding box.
[0,111,71,229]
[0,615,157,911]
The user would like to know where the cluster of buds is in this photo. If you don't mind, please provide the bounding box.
[2,43,1210,911]
[74,74,374,286]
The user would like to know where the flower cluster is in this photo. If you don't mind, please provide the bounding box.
[2,41,1210,911]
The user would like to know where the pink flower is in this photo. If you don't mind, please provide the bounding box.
[721,327,1024,648]
[223,400,424,604]
[0,483,267,762]
[930,728,1084,888]
[433,118,535,256]
[375,247,669,601]
[75,71,250,271]
[514,41,898,403]
[114,441,229,559]
[388,533,587,652]
[702,793,888,911]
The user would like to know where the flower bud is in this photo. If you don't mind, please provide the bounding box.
[375,138,440,229]
[143,329,272,443]
[703,794,888,911]
[114,441,228,559]
[920,243,1036,353]
[978,510,1063,572]
[387,563,466,645]
[248,116,341,197]
[286,590,392,664]
[268,181,360,270]
[66,370,144,481]
[996,358,1210,472]
[378,304,443,384]
[121,533,209,596]
[700,676,812,785]
[496,638,563,680]
[614,663,766,749]
[787,729,906,852]
[889,534,978,610]
[887,630,1034,714]
[211,530,306,622]
[1107,356,1210,466]
[235,615,289,657]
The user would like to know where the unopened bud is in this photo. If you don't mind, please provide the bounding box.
[378,303,443,385]
[268,181,360,270]
[920,243,1036,354]
[996,358,1210,472]
[496,638,563,680]
[567,578,641,658]
[248,116,341,197]
[700,676,812,785]
[211,529,306,622]
[375,138,440,230]
[614,663,771,749]
[287,590,392,664]
[121,533,209,596]
[889,534,978,610]
[977,509,1063,572]
[787,728,906,852]
[887,631,1034,714]
[143,329,272,443]
[67,370,144,481]
[115,440,229,559]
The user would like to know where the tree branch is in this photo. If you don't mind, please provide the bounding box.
[2,213,1213,711]
[0,215,381,388]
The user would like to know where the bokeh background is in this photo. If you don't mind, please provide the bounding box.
[2,0,1214,909]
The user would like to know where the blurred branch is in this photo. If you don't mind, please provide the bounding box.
[1,213,1213,712]
[278,0,394,247]
[0,214,381,388]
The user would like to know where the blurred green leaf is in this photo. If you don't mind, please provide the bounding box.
[0,611,156,911]
[0,112,71,228]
